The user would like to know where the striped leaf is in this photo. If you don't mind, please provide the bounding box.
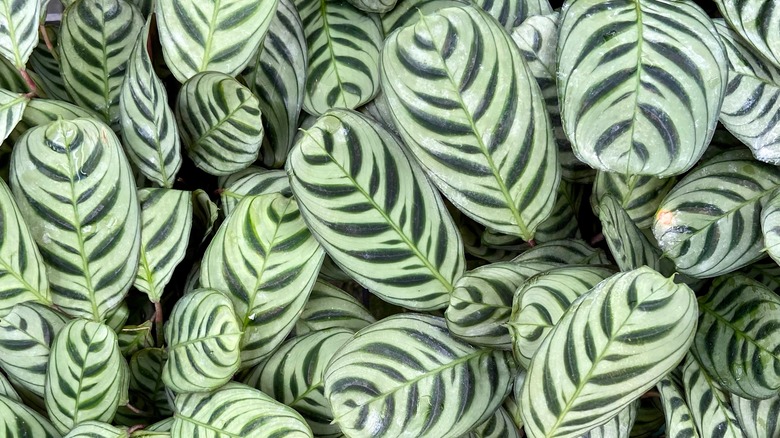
[0,0,42,68]
[381,4,559,240]
[0,178,50,316]
[172,382,312,437]
[693,274,780,399]
[287,109,465,310]
[105,301,129,333]
[520,267,698,438]
[475,0,552,31]
[508,265,615,368]
[0,394,60,437]
[0,372,19,401]
[0,55,25,93]
[130,348,170,417]
[731,393,780,438]
[134,189,192,303]
[653,149,780,278]
[298,0,382,115]
[656,371,699,438]
[10,98,97,142]
[156,0,278,83]
[380,0,466,35]
[244,328,353,437]
[119,20,182,188]
[682,354,746,438]
[0,302,68,398]
[59,0,143,130]
[293,280,375,336]
[599,196,663,272]
[0,89,27,144]
[162,289,242,393]
[347,0,396,13]
[64,422,126,438]
[467,407,521,438]
[511,238,610,266]
[28,25,71,103]
[742,259,780,290]
[218,166,290,218]
[629,399,665,438]
[117,321,153,357]
[761,189,780,265]
[45,319,127,434]
[324,314,516,437]
[243,0,306,168]
[557,0,727,177]
[175,72,264,176]
[481,229,530,252]
[191,188,218,244]
[533,181,583,243]
[715,0,780,69]
[201,193,324,368]
[581,401,638,438]
[359,90,398,136]
[458,215,519,263]
[10,118,141,321]
[591,172,676,229]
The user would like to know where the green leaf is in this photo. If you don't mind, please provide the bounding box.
[10,98,98,142]
[134,188,192,303]
[475,0,551,31]
[520,267,698,438]
[287,109,465,310]
[380,0,466,35]
[63,421,127,438]
[325,314,516,437]
[347,0,396,13]
[598,196,664,272]
[119,20,182,188]
[218,166,290,218]
[511,238,610,266]
[201,193,324,367]
[741,259,780,290]
[0,394,61,437]
[656,371,699,438]
[156,0,278,83]
[130,348,170,417]
[591,172,676,230]
[45,319,127,434]
[0,89,27,143]
[10,118,141,321]
[715,0,780,69]
[0,372,19,401]
[59,0,144,130]
[731,392,780,438]
[0,0,42,68]
[293,280,375,336]
[762,190,780,266]
[381,4,559,240]
[0,55,26,92]
[28,25,71,103]
[191,188,218,244]
[467,407,521,438]
[557,0,727,177]
[682,354,745,438]
[581,401,638,438]
[298,0,382,115]
[653,149,780,278]
[629,398,665,438]
[508,265,615,368]
[117,322,153,357]
[105,301,129,332]
[172,382,312,437]
[162,289,242,393]
[176,72,264,176]
[533,181,583,243]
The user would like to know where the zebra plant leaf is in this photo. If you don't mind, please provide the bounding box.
[218,166,290,218]
[28,25,71,103]
[119,19,182,188]
[63,421,127,438]
[475,0,552,31]
[59,0,143,130]
[380,0,466,34]
[162,289,242,393]
[243,0,306,168]
[581,401,638,438]
[511,238,610,265]
[172,382,312,437]
[347,0,396,13]
[557,0,727,177]
[0,55,26,93]
[656,371,699,438]
[0,372,19,401]
[0,394,60,437]
[715,0,780,69]
[288,109,465,310]
[176,72,264,176]
[0,0,41,68]
[324,314,516,438]
[598,196,663,272]
[10,98,98,142]
[731,392,780,438]
[653,149,780,278]
[129,348,170,417]
[201,193,324,368]
[591,172,676,230]
[682,354,746,438]
[520,267,698,438]
[381,4,559,240]
[761,189,780,265]
[117,321,153,357]
[533,181,583,243]
[134,188,192,303]
[742,259,780,290]
[0,89,27,143]
[298,0,382,115]
[693,274,780,399]
[10,118,141,321]
[156,0,278,83]
[45,319,127,434]
[467,407,521,438]
[293,280,375,336]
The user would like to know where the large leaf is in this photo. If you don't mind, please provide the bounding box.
[682,354,745,438]
[172,382,312,437]
[0,0,41,68]
[557,0,727,177]
[201,193,324,368]
[297,0,382,115]
[380,0,465,35]
[324,314,516,437]
[653,149,780,278]
[10,98,97,142]
[162,289,242,393]
[731,392,780,438]
[288,109,465,310]
[715,0,780,69]
[119,20,182,187]
[0,394,60,437]
[591,171,676,229]
[45,319,127,434]
[175,72,264,176]
[10,118,141,321]
[59,0,143,130]
[293,280,375,336]
[218,166,290,218]
[656,371,699,438]
[520,267,698,438]
[476,0,552,31]
[381,4,559,240]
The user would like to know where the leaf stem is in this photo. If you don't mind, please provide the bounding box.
[39,24,58,62]
[19,68,37,97]
[154,301,164,347]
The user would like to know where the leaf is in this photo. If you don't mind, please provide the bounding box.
[731,392,780,438]
[381,4,559,240]
[0,0,42,68]
[520,267,698,438]
[191,189,218,244]
[715,0,780,69]
[0,55,26,92]
[0,372,19,401]
[467,407,521,438]
[130,348,170,417]
[10,98,98,142]
[156,0,279,83]
[287,109,465,310]
[682,354,746,438]
[762,190,780,265]
[629,398,665,438]
[293,280,375,336]
[105,301,129,332]
[741,259,780,290]
[45,319,127,434]
[581,401,638,438]
[10,118,141,321]
[218,166,290,218]
[591,172,676,229]
[347,0,396,13]
[28,25,71,103]
[175,72,264,176]
[63,421,127,438]
[693,274,780,399]
[557,0,727,177]
[508,265,615,368]
[0,89,27,143]
[380,0,466,35]
[172,382,312,437]
[134,188,192,303]
[533,181,583,243]
[243,0,306,168]
[656,371,699,438]
[162,289,242,393]
[201,193,324,368]
[511,238,610,265]
[118,322,153,357]
[0,394,61,437]
[475,0,551,31]
[119,20,182,188]
[298,0,382,115]
[598,196,663,272]
[59,0,144,129]
[324,314,516,437]
[653,149,780,278]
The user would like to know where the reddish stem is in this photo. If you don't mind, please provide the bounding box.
[19,69,37,96]
[153,301,164,347]
[527,239,537,247]
[39,24,58,62]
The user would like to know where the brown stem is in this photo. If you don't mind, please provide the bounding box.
[527,239,537,248]
[641,390,660,399]
[128,424,146,434]
[19,69,37,97]
[153,301,164,347]
[590,233,605,246]
[124,403,152,416]
[39,24,58,62]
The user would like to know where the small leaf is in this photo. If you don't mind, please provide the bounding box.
[0,394,60,437]
[682,354,745,438]
[293,280,375,336]
[0,0,42,68]
[218,166,290,218]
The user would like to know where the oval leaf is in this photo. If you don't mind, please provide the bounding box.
[218,166,290,218]
[715,0,780,69]
[0,0,42,68]
[682,354,746,438]
[0,394,60,437]
[293,280,375,336]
